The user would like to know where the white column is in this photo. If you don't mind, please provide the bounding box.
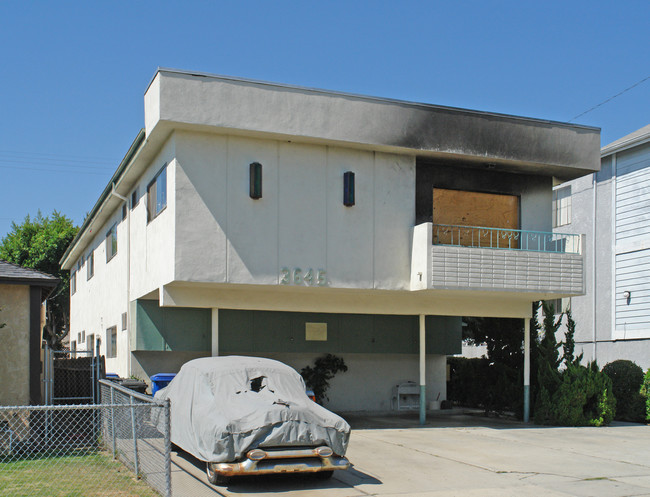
[524,317,530,423]
[211,308,219,356]
[419,314,426,425]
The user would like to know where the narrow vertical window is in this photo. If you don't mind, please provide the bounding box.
[147,165,168,221]
[70,271,77,295]
[106,326,117,358]
[106,224,118,262]
[87,250,94,280]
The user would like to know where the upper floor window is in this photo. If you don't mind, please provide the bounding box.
[147,165,167,222]
[553,186,572,227]
[106,224,118,262]
[87,250,94,280]
[70,271,77,295]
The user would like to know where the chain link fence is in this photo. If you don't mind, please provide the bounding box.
[0,381,171,497]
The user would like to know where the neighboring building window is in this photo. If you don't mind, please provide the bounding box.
[147,165,167,221]
[121,312,128,330]
[106,224,118,262]
[544,298,569,315]
[71,271,77,295]
[87,250,94,280]
[81,330,85,342]
[122,203,127,221]
[553,186,572,227]
[106,326,117,358]
[70,340,76,352]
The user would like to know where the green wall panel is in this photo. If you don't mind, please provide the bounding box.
[134,300,211,352]
[219,310,461,355]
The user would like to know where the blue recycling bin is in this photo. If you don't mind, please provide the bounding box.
[150,373,177,395]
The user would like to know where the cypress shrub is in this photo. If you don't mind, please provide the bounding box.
[602,360,646,422]
[640,370,650,423]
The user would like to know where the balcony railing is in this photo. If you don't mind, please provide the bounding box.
[432,224,581,255]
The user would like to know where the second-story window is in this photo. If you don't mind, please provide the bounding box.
[87,250,94,280]
[553,186,572,227]
[70,271,77,295]
[147,165,167,222]
[106,224,118,262]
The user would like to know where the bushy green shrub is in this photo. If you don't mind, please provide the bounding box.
[602,360,645,422]
[447,357,522,414]
[534,362,616,426]
[640,369,650,423]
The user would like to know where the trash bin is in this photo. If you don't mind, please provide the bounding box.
[118,379,148,394]
[150,373,177,395]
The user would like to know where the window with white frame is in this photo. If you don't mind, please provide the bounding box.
[87,250,94,280]
[106,326,117,358]
[121,312,127,330]
[147,165,167,222]
[70,271,77,295]
[552,186,572,227]
[106,224,117,262]
[70,340,76,352]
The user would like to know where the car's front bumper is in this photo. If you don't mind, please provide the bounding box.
[208,446,350,477]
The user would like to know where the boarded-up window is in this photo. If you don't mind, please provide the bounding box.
[433,188,519,248]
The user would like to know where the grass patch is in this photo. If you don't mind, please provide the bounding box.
[0,451,159,497]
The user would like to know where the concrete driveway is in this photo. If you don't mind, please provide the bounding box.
[170,411,650,497]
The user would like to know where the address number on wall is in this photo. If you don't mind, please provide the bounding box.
[280,267,327,286]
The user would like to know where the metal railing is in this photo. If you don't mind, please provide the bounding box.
[0,384,171,497]
[432,224,582,254]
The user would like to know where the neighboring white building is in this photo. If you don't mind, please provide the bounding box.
[61,68,599,412]
[554,124,650,370]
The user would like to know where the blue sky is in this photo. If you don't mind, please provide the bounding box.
[1,1,648,239]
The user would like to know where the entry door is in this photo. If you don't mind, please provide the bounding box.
[433,188,519,248]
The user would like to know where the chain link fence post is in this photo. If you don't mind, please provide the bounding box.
[163,398,172,497]
[129,395,140,478]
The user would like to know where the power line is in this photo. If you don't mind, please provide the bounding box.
[0,164,110,176]
[568,75,650,123]
[0,157,114,171]
[0,149,115,164]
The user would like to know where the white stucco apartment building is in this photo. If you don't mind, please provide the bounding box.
[61,68,600,415]
[554,124,650,370]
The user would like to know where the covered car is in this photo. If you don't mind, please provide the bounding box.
[153,356,350,484]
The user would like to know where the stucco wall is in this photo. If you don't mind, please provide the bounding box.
[173,131,415,290]
[69,136,177,377]
[0,284,30,405]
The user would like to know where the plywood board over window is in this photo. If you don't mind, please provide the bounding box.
[433,188,519,248]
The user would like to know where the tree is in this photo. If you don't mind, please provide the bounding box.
[0,211,78,347]
[464,317,523,369]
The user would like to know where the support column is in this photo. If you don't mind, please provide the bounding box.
[211,309,219,357]
[419,314,426,426]
[524,317,530,423]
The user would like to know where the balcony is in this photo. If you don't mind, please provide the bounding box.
[411,223,585,295]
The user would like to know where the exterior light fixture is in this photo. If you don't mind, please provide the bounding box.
[624,291,631,304]
[249,162,262,199]
[343,171,355,206]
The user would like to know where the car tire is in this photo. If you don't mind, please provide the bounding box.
[314,470,334,480]
[206,462,230,486]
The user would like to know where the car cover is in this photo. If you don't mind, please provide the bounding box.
[152,356,350,463]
